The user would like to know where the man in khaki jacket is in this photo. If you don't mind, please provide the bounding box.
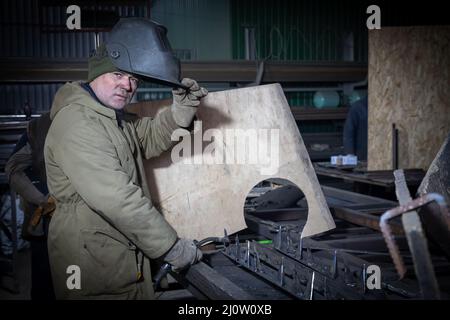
[44,18,206,299]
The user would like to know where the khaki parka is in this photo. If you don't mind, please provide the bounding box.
[44,82,178,299]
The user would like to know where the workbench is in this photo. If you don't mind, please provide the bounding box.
[313,162,425,199]
[172,186,450,300]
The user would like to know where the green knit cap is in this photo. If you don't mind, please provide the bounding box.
[87,43,119,82]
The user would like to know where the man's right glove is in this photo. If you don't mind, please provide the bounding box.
[163,238,203,272]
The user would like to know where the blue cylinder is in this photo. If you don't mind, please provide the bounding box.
[313,91,340,108]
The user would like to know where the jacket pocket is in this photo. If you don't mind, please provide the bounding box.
[115,142,137,177]
[79,228,139,296]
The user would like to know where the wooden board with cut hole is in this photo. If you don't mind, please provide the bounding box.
[127,84,335,240]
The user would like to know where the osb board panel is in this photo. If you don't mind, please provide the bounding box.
[368,26,450,171]
[127,84,335,240]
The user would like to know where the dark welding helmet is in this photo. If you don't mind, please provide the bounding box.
[105,18,186,88]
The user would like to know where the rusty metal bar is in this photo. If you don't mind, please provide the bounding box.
[333,207,404,235]
[380,169,442,299]
[380,206,409,278]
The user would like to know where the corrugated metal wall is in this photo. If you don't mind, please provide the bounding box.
[0,0,148,58]
[0,83,62,114]
[0,0,147,114]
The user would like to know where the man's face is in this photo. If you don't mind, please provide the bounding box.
[90,71,139,110]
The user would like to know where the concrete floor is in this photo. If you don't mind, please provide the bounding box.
[0,248,195,300]
[0,248,31,300]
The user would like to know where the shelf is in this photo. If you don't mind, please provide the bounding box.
[290,107,349,121]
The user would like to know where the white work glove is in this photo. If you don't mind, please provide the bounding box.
[164,238,203,272]
[171,78,208,127]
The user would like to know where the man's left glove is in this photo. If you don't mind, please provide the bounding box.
[163,238,203,272]
[171,78,208,127]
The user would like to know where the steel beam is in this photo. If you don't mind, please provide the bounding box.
[174,262,256,300]
[0,58,367,83]
[332,207,404,235]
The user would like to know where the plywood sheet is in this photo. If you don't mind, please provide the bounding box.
[368,26,450,170]
[127,84,335,240]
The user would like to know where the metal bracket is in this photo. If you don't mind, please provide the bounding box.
[380,169,445,299]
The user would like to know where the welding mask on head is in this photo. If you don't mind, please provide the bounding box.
[105,18,185,88]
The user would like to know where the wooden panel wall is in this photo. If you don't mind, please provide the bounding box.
[368,26,450,170]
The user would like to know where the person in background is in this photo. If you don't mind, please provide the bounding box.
[343,96,368,161]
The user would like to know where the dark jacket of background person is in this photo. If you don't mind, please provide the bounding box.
[343,96,368,161]
[5,112,55,300]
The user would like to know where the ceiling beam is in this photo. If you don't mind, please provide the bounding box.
[1,58,367,83]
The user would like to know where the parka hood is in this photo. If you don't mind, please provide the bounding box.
[50,82,116,120]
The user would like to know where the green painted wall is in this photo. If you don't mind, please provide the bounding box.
[231,0,368,62]
[151,0,232,60]
[230,0,369,133]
